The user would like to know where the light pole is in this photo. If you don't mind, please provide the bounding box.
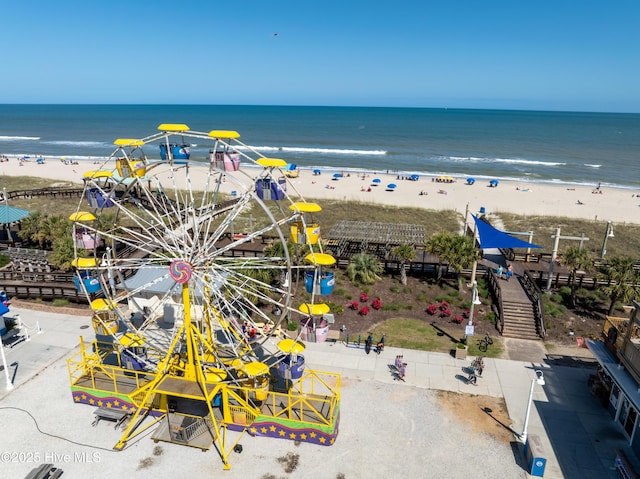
[520,369,545,444]
[465,280,482,340]
[0,334,13,390]
[601,221,614,259]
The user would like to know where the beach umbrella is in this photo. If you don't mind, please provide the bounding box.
[387,183,397,190]
[489,179,499,187]
[467,178,475,185]
[313,169,321,175]
[332,173,341,179]
[372,178,381,184]
[410,174,419,181]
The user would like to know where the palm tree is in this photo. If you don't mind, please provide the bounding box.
[598,256,640,315]
[346,253,382,285]
[442,235,479,290]
[426,232,451,281]
[49,235,78,271]
[562,245,592,308]
[393,244,415,286]
[18,211,46,247]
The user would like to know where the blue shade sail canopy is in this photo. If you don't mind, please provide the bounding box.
[0,205,31,225]
[472,215,542,249]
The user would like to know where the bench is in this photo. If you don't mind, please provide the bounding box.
[326,330,341,342]
[24,464,63,479]
[92,407,131,429]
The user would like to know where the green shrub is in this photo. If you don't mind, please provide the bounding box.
[416,292,428,302]
[484,311,496,325]
[333,287,348,297]
[0,254,10,268]
[544,301,567,318]
[390,285,401,293]
[381,301,404,311]
[326,301,344,315]
[550,293,563,304]
[402,287,412,294]
[558,286,571,301]
[52,299,70,307]
[287,321,298,331]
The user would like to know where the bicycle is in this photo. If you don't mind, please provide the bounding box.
[471,356,485,377]
[477,333,493,352]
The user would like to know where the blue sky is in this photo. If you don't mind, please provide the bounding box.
[3,0,639,112]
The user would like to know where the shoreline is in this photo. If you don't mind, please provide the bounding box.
[1,155,638,224]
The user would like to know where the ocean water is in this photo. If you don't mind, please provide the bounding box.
[0,104,639,189]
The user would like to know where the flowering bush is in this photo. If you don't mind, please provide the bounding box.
[359,306,370,316]
[426,304,438,315]
[371,298,383,310]
[360,293,369,303]
[349,301,359,310]
[440,308,452,318]
[451,315,464,324]
[439,301,450,310]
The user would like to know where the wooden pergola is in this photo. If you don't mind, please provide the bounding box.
[325,221,425,260]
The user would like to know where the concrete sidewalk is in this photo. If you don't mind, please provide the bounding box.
[0,307,633,478]
[302,338,629,479]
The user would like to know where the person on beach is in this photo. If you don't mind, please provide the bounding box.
[496,265,503,278]
[506,264,513,281]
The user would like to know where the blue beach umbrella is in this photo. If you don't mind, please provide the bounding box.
[313,169,321,175]
[332,173,341,179]
[372,178,381,184]
[466,178,475,185]
[410,174,419,181]
[489,179,499,187]
[386,183,397,190]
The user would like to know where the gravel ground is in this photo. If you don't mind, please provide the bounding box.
[0,355,526,479]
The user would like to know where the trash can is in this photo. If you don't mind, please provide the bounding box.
[524,434,547,477]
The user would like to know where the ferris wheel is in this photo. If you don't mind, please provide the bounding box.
[70,124,335,369]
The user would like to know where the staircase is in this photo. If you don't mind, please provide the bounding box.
[501,300,539,340]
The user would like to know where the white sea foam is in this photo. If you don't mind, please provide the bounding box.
[44,140,107,147]
[0,135,40,141]
[584,164,601,168]
[494,158,566,167]
[246,145,386,155]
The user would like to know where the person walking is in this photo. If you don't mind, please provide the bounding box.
[399,362,406,381]
[506,264,513,281]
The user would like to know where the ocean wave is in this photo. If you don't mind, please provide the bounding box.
[245,145,386,156]
[584,164,601,168]
[444,156,565,167]
[44,140,108,147]
[0,135,40,141]
[494,158,566,167]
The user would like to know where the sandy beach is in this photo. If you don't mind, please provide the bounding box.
[1,156,638,225]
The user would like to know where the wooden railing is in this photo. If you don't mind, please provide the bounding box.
[486,270,504,334]
[522,270,546,338]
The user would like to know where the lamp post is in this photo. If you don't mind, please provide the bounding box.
[0,334,14,390]
[465,280,482,340]
[520,369,545,444]
[601,221,614,259]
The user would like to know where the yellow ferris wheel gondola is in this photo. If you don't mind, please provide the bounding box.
[290,201,322,245]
